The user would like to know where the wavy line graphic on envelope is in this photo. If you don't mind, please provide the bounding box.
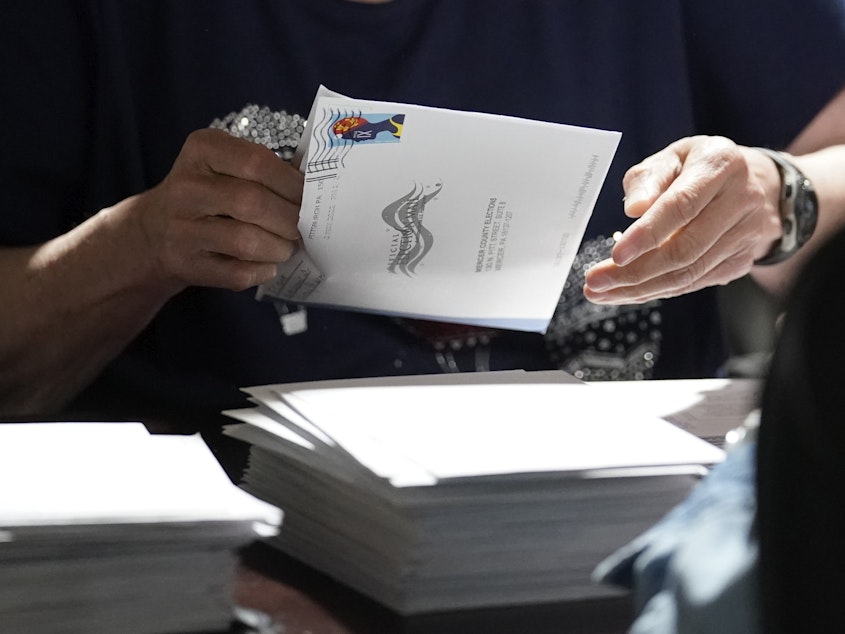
[306,108,357,176]
[382,182,443,276]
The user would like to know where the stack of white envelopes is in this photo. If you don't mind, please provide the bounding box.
[222,371,728,614]
[0,422,281,634]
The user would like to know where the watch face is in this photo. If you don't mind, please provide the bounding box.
[796,177,819,247]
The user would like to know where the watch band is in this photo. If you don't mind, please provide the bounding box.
[753,147,818,266]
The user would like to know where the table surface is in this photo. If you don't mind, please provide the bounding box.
[231,541,633,634]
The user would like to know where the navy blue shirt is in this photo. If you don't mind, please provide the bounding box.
[3,1,845,422]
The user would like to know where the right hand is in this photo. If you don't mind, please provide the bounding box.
[130,128,304,293]
[583,136,779,304]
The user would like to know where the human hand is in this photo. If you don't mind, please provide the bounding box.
[583,136,782,304]
[130,128,303,293]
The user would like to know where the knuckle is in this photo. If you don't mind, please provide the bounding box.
[622,163,649,188]
[671,228,709,268]
[182,128,216,159]
[702,137,745,176]
[630,218,662,253]
[239,144,272,181]
[675,256,706,291]
[667,184,700,225]
[164,174,199,207]
[230,225,260,260]
[184,128,208,145]
[701,134,735,153]
[231,183,266,219]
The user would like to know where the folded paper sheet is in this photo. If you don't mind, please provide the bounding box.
[257,87,621,332]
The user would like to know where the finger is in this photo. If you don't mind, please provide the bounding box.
[182,128,304,205]
[206,173,301,241]
[168,169,301,241]
[622,142,686,219]
[185,253,281,292]
[161,221,287,291]
[186,215,298,263]
[614,137,743,266]
[584,216,759,304]
[585,250,751,305]
[586,187,755,292]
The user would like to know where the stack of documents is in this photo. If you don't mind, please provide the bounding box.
[222,371,730,614]
[0,422,282,634]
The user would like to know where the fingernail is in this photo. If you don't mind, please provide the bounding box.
[586,271,611,292]
[623,188,642,209]
[623,186,654,215]
[584,284,610,304]
[612,240,638,267]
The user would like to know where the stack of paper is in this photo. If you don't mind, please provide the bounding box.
[222,371,727,614]
[0,422,282,634]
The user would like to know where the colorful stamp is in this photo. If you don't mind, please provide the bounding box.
[332,113,405,144]
[306,109,406,177]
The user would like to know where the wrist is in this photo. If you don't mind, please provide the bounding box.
[752,148,819,266]
[100,194,186,300]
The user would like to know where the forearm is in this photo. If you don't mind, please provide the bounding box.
[751,145,845,299]
[0,130,303,416]
[0,198,181,416]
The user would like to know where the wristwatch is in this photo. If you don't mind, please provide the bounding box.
[753,147,818,265]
